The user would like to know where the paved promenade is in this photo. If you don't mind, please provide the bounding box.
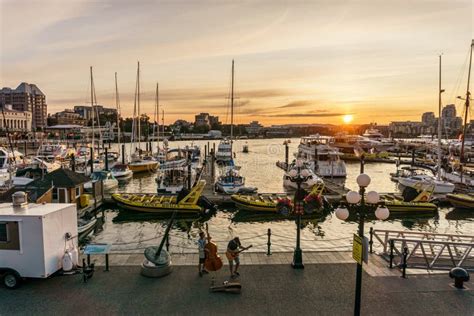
[1,252,472,315]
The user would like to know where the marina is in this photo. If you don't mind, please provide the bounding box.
[1,2,474,313]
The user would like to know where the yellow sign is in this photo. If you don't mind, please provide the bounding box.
[352,234,363,265]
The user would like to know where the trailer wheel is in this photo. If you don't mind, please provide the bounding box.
[3,271,21,289]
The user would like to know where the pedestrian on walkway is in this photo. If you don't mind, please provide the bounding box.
[225,237,251,278]
[198,231,209,277]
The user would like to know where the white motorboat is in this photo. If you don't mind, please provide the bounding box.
[155,165,196,194]
[216,138,233,163]
[398,175,455,194]
[84,170,119,192]
[110,163,133,181]
[215,162,245,194]
[362,128,384,141]
[283,161,324,191]
[297,135,347,177]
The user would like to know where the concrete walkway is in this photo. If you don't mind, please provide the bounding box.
[1,263,471,315]
[84,251,438,277]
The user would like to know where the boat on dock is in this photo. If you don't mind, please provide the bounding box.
[381,184,437,213]
[231,183,326,213]
[445,193,474,209]
[110,163,133,181]
[111,180,207,213]
[296,135,347,178]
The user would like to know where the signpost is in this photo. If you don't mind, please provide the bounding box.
[353,234,363,264]
[353,234,369,264]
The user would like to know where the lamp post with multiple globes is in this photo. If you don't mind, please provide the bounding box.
[287,159,315,269]
[335,173,390,316]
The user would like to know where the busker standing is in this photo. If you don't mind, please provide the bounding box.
[197,231,209,277]
[225,237,251,279]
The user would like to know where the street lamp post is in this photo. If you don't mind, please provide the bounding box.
[335,174,390,316]
[288,159,311,269]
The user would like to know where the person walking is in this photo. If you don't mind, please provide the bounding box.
[225,237,251,278]
[197,231,209,277]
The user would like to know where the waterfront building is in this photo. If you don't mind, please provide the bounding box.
[0,82,47,130]
[245,121,263,135]
[194,113,220,128]
[0,104,32,131]
[390,104,464,137]
[422,112,435,125]
[48,109,87,126]
[73,105,118,121]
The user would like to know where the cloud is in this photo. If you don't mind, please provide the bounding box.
[278,100,317,108]
[266,112,344,118]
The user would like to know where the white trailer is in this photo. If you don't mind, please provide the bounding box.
[0,202,78,288]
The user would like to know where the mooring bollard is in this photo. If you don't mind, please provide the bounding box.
[369,227,374,254]
[389,239,394,268]
[401,246,408,278]
[267,228,272,256]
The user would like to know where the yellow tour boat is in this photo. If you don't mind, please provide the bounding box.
[382,184,437,213]
[112,180,206,213]
[445,193,474,209]
[231,183,325,213]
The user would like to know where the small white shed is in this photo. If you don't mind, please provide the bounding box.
[0,202,78,287]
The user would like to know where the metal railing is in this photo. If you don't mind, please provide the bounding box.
[370,228,474,271]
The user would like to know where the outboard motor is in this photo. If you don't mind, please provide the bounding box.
[402,186,419,202]
[176,188,190,203]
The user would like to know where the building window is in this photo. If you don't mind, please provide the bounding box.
[0,222,8,242]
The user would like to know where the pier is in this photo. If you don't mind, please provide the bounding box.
[1,252,471,315]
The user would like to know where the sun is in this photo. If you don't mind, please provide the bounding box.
[343,114,353,124]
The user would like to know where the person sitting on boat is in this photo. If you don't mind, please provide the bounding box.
[198,232,209,277]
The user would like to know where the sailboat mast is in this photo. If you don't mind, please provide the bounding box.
[115,72,121,146]
[156,82,160,154]
[90,66,95,154]
[137,61,141,155]
[437,54,443,180]
[162,109,165,144]
[460,41,473,164]
[230,59,234,148]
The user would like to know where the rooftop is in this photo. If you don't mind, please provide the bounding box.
[0,202,75,217]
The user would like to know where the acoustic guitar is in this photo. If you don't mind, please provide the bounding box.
[225,245,253,261]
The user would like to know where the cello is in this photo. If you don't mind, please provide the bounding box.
[204,224,223,272]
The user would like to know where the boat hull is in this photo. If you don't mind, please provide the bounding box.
[445,194,474,209]
[384,200,437,213]
[129,161,159,173]
[111,194,202,214]
[231,194,290,212]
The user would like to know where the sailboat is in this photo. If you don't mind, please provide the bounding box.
[215,60,246,194]
[128,62,159,173]
[399,54,455,194]
[110,72,132,180]
[441,40,474,188]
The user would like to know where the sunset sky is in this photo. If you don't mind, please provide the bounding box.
[0,0,472,126]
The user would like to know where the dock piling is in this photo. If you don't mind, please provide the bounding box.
[90,147,94,174]
[285,142,289,171]
[121,144,125,164]
[369,227,373,253]
[105,148,109,171]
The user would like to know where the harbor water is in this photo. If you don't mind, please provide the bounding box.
[90,138,473,254]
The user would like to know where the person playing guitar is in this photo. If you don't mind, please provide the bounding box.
[225,237,252,278]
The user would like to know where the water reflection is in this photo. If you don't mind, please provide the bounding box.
[87,138,473,251]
